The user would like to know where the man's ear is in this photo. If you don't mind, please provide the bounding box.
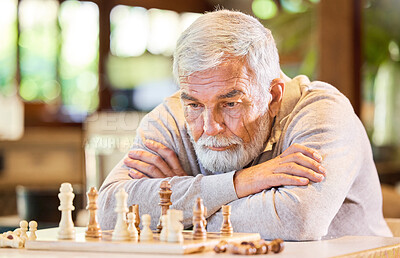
[268,78,285,118]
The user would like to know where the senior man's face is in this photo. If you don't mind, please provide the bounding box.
[180,61,274,173]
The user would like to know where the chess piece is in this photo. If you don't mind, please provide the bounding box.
[167,209,183,243]
[28,220,38,241]
[140,214,153,241]
[159,214,168,242]
[227,242,257,255]
[19,220,28,240]
[112,188,130,241]
[270,238,284,253]
[220,205,233,236]
[192,198,207,240]
[157,180,172,232]
[214,240,228,253]
[130,204,141,234]
[57,183,76,240]
[85,187,102,238]
[127,212,139,240]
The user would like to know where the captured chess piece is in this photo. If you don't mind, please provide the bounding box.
[220,205,233,236]
[192,198,207,240]
[19,220,28,240]
[57,183,76,240]
[140,214,153,241]
[112,188,130,241]
[157,180,172,232]
[127,212,139,240]
[167,209,183,243]
[85,187,101,238]
[270,238,284,253]
[28,220,38,241]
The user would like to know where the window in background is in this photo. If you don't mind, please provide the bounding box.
[59,1,99,121]
[107,5,201,111]
[0,0,17,97]
[18,0,59,103]
[362,0,400,164]
[12,0,99,123]
[252,0,319,80]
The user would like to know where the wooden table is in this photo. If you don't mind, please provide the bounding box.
[1,227,400,257]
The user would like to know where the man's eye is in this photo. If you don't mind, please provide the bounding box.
[225,102,237,108]
[188,103,200,108]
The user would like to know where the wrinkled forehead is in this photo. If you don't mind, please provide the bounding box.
[179,60,254,87]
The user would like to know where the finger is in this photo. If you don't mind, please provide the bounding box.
[145,140,188,176]
[274,162,325,182]
[128,150,175,177]
[280,143,322,163]
[124,157,166,178]
[128,169,148,179]
[280,152,326,176]
[268,174,309,188]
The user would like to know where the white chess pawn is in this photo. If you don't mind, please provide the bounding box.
[140,214,153,241]
[127,212,138,240]
[57,183,75,240]
[19,220,28,240]
[28,221,38,241]
[167,209,183,243]
[159,214,168,242]
[112,188,130,241]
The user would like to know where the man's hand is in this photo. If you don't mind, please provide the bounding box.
[234,143,326,198]
[124,140,188,179]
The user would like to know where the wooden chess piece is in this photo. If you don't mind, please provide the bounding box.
[112,188,130,241]
[129,204,141,234]
[57,183,75,240]
[28,221,37,241]
[157,180,172,232]
[127,212,138,240]
[270,238,284,253]
[85,187,102,238]
[192,198,207,240]
[214,240,228,253]
[227,242,257,255]
[140,214,153,241]
[220,205,233,236]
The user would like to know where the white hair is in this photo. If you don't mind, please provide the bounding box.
[173,10,280,93]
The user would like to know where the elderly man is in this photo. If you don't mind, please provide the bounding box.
[98,10,392,240]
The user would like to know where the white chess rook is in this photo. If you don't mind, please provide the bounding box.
[57,183,75,240]
[112,188,130,241]
[167,209,183,243]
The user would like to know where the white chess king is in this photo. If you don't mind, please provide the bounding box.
[57,183,76,240]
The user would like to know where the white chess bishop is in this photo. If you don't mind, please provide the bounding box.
[57,183,75,240]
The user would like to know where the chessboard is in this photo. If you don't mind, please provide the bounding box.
[25,227,261,254]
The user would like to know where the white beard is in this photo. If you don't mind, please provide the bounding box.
[187,113,272,173]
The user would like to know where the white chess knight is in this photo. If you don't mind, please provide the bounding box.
[112,188,130,241]
[167,209,183,243]
[140,214,153,241]
[57,183,76,240]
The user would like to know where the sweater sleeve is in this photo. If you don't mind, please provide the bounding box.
[206,84,371,240]
[97,98,238,230]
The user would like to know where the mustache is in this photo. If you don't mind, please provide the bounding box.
[196,134,243,148]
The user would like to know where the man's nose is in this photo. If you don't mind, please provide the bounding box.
[203,109,224,136]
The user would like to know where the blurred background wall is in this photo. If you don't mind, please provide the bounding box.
[0,0,399,229]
